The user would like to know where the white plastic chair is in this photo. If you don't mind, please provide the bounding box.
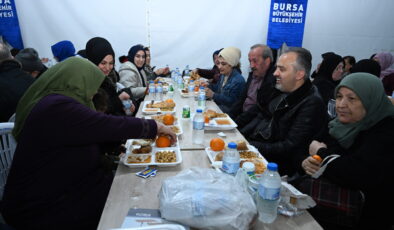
[0,122,16,199]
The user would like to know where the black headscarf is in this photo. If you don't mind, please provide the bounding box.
[317,53,344,83]
[350,59,381,78]
[86,37,115,66]
[212,48,223,61]
[127,44,146,71]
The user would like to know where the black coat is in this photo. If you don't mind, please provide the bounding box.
[316,117,394,229]
[237,80,327,176]
[228,65,275,119]
[0,59,35,122]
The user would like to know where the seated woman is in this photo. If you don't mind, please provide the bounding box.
[373,52,394,95]
[193,48,223,84]
[0,57,176,230]
[301,73,394,229]
[205,47,246,113]
[312,53,344,106]
[143,46,170,81]
[86,37,134,116]
[119,44,148,102]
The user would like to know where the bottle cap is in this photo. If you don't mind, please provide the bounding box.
[242,162,255,173]
[196,109,203,113]
[267,162,278,171]
[227,142,237,149]
[149,80,154,83]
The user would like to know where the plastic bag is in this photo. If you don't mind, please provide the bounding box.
[159,167,257,230]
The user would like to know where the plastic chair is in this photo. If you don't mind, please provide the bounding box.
[0,123,16,199]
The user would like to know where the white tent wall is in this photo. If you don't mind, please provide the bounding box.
[14,0,394,76]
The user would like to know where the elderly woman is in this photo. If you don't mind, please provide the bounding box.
[205,47,246,113]
[1,58,176,229]
[301,73,394,229]
[85,37,134,116]
[119,44,148,101]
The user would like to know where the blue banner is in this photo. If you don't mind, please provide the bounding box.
[0,0,23,49]
[267,0,308,49]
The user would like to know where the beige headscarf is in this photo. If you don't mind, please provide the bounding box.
[219,47,241,67]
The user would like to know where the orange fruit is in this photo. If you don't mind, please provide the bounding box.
[165,99,174,103]
[204,115,210,124]
[312,155,322,163]
[163,114,175,125]
[156,136,171,147]
[210,138,225,151]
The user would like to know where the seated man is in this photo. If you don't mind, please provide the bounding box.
[0,43,35,122]
[228,44,275,119]
[205,47,246,113]
[236,47,327,176]
[15,48,47,78]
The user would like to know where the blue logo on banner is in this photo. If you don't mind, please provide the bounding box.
[0,0,23,49]
[267,0,308,49]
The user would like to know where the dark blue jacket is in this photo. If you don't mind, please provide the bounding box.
[209,69,245,113]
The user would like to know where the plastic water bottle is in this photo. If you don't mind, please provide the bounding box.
[192,109,204,145]
[184,65,190,76]
[197,87,206,109]
[122,100,133,116]
[177,76,184,90]
[188,80,195,93]
[222,142,240,174]
[148,80,155,100]
[156,82,163,101]
[257,162,281,223]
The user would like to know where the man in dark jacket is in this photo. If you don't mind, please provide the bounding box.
[0,43,35,122]
[229,44,276,119]
[236,47,327,176]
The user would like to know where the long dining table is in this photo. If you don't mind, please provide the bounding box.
[97,83,323,230]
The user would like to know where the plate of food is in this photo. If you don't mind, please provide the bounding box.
[205,140,267,174]
[145,114,178,125]
[124,138,182,168]
[179,88,196,98]
[203,109,237,130]
[142,100,176,114]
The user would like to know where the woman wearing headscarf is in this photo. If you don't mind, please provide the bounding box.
[0,58,176,230]
[373,52,394,95]
[301,73,394,229]
[119,44,148,101]
[349,59,381,78]
[205,47,246,113]
[51,40,76,62]
[85,37,134,116]
[312,53,344,105]
[193,48,223,84]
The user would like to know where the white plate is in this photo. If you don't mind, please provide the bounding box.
[179,89,195,98]
[123,146,182,168]
[169,124,183,136]
[144,115,179,126]
[142,100,176,114]
[205,144,268,167]
[204,116,237,131]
